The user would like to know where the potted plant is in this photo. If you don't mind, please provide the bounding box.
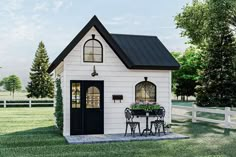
[130,102,160,116]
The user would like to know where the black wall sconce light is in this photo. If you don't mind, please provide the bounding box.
[91,65,98,77]
[144,77,148,82]
[92,34,95,39]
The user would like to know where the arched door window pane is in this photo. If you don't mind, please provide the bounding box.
[84,39,103,62]
[135,81,156,102]
[86,86,100,108]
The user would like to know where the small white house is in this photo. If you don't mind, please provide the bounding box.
[48,16,180,136]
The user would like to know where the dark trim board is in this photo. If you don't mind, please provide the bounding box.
[48,15,180,73]
[70,80,104,135]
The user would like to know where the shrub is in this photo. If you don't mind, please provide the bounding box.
[54,78,63,133]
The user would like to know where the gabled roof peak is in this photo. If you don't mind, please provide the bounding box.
[47,16,180,73]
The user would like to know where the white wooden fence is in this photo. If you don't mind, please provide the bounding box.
[0,99,55,108]
[172,104,236,129]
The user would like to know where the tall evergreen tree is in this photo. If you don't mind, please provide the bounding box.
[55,78,63,132]
[196,0,236,107]
[27,41,54,98]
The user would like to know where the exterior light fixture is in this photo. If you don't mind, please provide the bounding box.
[144,77,148,82]
[92,34,95,39]
[91,65,98,77]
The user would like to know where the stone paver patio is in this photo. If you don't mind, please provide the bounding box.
[65,133,189,144]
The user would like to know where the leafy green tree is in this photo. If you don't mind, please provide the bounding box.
[172,47,202,101]
[55,78,63,132]
[0,77,11,92]
[175,1,209,48]
[27,41,54,98]
[171,51,182,99]
[176,0,236,106]
[0,75,22,98]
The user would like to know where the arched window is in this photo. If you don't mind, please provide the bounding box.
[135,81,156,102]
[86,86,100,108]
[83,38,103,63]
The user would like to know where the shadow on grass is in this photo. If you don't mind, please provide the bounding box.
[0,126,68,150]
[172,119,236,138]
[2,123,236,156]
[196,111,224,120]
[1,125,62,137]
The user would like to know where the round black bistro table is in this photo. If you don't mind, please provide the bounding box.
[131,109,157,136]
[141,112,154,136]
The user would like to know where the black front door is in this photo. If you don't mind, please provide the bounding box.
[70,81,104,135]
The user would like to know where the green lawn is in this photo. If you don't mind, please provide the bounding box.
[0,107,236,157]
[0,91,28,100]
[172,100,194,107]
[0,91,52,100]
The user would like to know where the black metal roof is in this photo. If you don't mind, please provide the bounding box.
[48,15,180,73]
[111,34,180,70]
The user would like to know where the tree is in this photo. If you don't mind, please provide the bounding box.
[175,0,236,48]
[172,47,202,101]
[171,51,182,99]
[196,0,236,107]
[176,0,236,107]
[27,41,54,98]
[55,78,63,132]
[175,1,209,48]
[0,75,22,98]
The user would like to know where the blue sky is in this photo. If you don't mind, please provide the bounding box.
[0,0,191,87]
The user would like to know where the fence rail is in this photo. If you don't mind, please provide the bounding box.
[0,99,55,108]
[172,105,236,129]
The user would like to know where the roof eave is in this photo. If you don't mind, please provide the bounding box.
[130,65,180,70]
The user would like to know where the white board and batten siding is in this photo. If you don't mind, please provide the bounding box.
[55,27,172,136]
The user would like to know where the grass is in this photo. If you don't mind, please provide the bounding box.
[0,91,52,100]
[172,100,193,107]
[0,107,236,156]
[0,91,28,100]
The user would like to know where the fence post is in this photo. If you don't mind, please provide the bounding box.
[53,99,56,107]
[29,100,32,108]
[224,107,231,129]
[192,104,197,122]
[4,100,6,108]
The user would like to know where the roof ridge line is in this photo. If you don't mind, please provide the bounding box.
[111,33,157,38]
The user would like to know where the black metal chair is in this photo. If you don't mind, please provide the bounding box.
[124,108,141,137]
[150,107,166,136]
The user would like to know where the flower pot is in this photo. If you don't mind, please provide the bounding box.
[131,109,157,116]
[131,109,146,116]
[149,110,156,116]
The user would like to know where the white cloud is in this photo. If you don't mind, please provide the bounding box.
[0,1,45,56]
[0,0,24,18]
[65,1,73,9]
[33,2,49,12]
[33,0,72,13]
[111,16,125,21]
[105,15,159,26]
[52,0,64,12]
